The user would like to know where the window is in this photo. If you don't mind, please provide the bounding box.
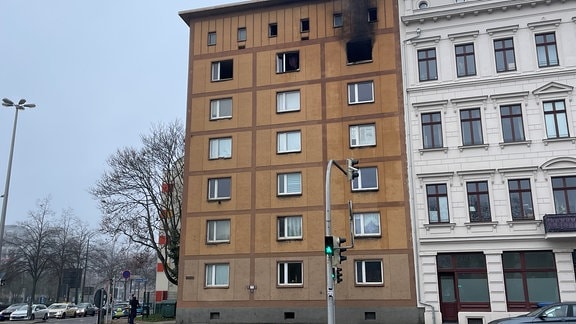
[367,8,377,22]
[552,176,576,214]
[494,38,516,72]
[535,32,559,68]
[348,81,374,104]
[277,131,301,153]
[277,52,300,73]
[544,100,569,139]
[352,167,378,191]
[467,181,491,222]
[209,137,232,159]
[350,124,376,147]
[503,251,559,311]
[269,23,278,37]
[276,90,300,112]
[207,219,230,243]
[205,263,229,287]
[211,60,233,81]
[278,216,302,240]
[278,172,302,196]
[300,19,310,33]
[208,32,216,46]
[346,38,372,64]
[354,213,381,236]
[422,112,443,149]
[508,179,534,220]
[208,177,231,200]
[500,104,525,142]
[427,184,449,223]
[460,108,483,145]
[237,27,247,42]
[455,43,476,77]
[210,98,232,120]
[355,260,383,284]
[418,48,438,81]
[437,253,490,310]
[333,13,343,27]
[278,262,303,285]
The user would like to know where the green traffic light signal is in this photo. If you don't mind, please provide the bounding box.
[324,236,334,255]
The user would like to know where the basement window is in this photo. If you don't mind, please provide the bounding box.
[346,38,373,64]
[368,8,377,22]
[269,23,278,37]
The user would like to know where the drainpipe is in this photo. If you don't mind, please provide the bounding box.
[400,27,437,324]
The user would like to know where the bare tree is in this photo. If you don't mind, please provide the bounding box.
[90,120,183,285]
[11,197,58,307]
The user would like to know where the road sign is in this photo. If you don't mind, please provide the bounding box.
[122,270,131,279]
[94,288,107,308]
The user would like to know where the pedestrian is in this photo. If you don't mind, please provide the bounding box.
[129,294,139,324]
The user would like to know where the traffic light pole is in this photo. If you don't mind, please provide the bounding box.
[325,160,336,324]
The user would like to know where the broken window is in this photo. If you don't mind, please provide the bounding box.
[277,51,300,73]
[211,60,233,81]
[346,38,373,64]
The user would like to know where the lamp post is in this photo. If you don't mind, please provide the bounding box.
[0,98,36,260]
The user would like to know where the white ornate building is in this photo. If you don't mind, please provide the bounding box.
[400,0,576,323]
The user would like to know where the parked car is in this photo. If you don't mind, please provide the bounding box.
[0,304,26,321]
[111,303,129,319]
[488,302,576,323]
[9,304,48,321]
[75,303,97,317]
[47,303,77,319]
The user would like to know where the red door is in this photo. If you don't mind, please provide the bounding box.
[439,273,458,322]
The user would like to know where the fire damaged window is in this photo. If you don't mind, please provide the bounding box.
[367,8,377,22]
[211,60,233,81]
[300,19,310,33]
[269,23,278,37]
[347,38,373,64]
[277,51,300,73]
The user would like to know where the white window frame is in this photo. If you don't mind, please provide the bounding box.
[350,124,376,147]
[205,263,229,287]
[277,131,301,153]
[237,27,247,42]
[276,51,300,73]
[355,260,383,285]
[352,167,379,191]
[277,261,303,286]
[208,177,231,200]
[277,215,303,240]
[348,81,374,104]
[353,212,381,237]
[209,137,232,159]
[210,98,232,120]
[278,172,302,196]
[277,90,301,113]
[211,60,233,81]
[207,219,231,243]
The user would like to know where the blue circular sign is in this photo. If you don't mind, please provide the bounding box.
[122,270,131,279]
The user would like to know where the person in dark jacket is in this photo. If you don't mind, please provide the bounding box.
[129,295,139,324]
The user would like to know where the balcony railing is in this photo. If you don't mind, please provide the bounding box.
[543,214,576,233]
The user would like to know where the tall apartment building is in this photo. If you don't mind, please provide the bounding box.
[400,0,576,323]
[178,0,421,323]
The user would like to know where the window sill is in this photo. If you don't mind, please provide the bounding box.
[543,137,576,145]
[354,283,384,287]
[209,116,233,121]
[353,234,382,239]
[419,147,448,155]
[206,241,231,245]
[350,144,377,149]
[276,70,300,74]
[277,193,303,198]
[277,284,303,288]
[424,223,455,231]
[208,198,231,203]
[499,140,532,148]
[458,144,489,152]
[506,219,541,228]
[204,286,229,289]
[348,100,375,106]
[464,221,498,229]
[352,188,379,193]
[211,78,233,82]
[277,150,302,155]
[277,237,303,241]
[208,157,232,160]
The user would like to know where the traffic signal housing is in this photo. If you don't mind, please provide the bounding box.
[334,237,347,264]
[335,267,343,283]
[346,158,359,180]
[324,236,334,256]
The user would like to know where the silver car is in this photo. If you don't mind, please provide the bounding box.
[489,303,576,324]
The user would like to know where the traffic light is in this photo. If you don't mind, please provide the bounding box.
[346,158,359,180]
[334,237,347,264]
[324,236,334,256]
[335,267,343,283]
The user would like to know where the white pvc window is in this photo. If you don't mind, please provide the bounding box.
[277,131,301,153]
[277,90,300,112]
[348,81,374,104]
[205,263,229,287]
[278,172,302,196]
[350,124,376,147]
[209,137,232,159]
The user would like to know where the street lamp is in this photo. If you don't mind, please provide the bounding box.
[0,98,36,260]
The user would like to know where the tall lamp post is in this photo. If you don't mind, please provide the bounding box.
[0,98,36,260]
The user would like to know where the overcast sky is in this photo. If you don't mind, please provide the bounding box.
[0,0,243,229]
